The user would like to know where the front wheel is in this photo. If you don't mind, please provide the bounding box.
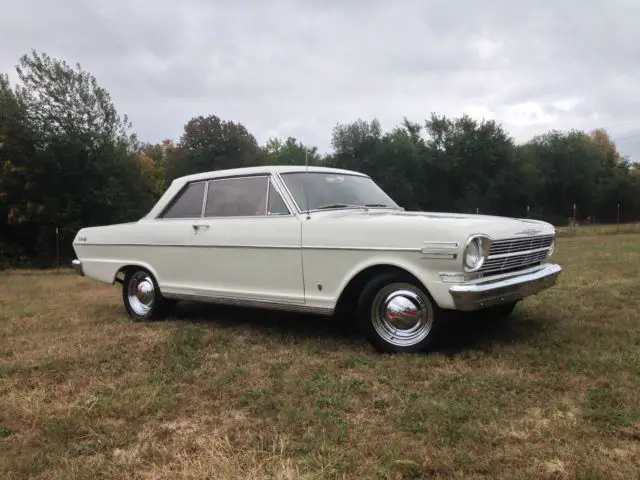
[356,273,446,353]
[122,268,167,321]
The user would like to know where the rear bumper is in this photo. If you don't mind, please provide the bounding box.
[71,259,84,276]
[449,263,562,311]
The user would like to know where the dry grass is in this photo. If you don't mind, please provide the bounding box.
[1,234,639,479]
[556,222,640,237]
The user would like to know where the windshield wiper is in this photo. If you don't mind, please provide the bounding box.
[316,203,363,210]
[316,203,395,210]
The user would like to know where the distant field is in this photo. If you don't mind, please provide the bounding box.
[555,221,640,237]
[1,234,639,479]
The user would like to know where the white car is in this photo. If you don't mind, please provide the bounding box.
[72,165,561,353]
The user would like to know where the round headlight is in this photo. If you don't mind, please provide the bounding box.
[465,239,481,269]
[463,235,489,272]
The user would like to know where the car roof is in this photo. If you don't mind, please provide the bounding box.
[174,165,369,184]
[142,165,371,219]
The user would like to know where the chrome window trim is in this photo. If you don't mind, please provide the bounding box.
[156,173,296,220]
[200,180,209,218]
[273,171,303,214]
[266,177,293,216]
[158,180,208,219]
[265,177,271,215]
[204,175,270,218]
[275,171,400,215]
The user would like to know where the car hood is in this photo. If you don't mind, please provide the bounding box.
[306,208,555,244]
[388,210,554,237]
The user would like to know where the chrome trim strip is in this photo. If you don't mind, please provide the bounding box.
[71,259,84,276]
[439,271,483,283]
[449,263,562,311]
[491,233,555,244]
[271,172,300,215]
[420,241,460,259]
[265,177,271,215]
[200,180,209,218]
[74,243,421,252]
[77,243,300,249]
[304,245,420,252]
[423,241,460,249]
[420,252,458,260]
[487,246,550,259]
[163,292,334,316]
[274,171,303,214]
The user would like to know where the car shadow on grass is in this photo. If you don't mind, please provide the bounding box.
[165,301,550,355]
[432,311,551,357]
[167,301,364,345]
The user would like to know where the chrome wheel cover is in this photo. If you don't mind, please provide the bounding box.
[371,283,434,347]
[127,271,155,316]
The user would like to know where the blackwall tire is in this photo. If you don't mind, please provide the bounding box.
[356,272,446,353]
[122,268,167,321]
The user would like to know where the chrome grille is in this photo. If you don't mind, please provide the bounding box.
[480,234,554,275]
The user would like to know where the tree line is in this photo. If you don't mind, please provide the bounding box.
[1,50,639,267]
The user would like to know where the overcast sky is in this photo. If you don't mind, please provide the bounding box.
[2,0,640,159]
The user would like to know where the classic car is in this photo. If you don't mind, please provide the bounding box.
[71,165,562,353]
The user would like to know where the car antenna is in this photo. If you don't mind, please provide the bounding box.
[304,149,310,220]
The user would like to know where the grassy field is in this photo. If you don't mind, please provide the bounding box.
[555,222,640,237]
[1,234,639,479]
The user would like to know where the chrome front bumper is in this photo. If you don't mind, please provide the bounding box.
[449,263,562,311]
[71,259,84,276]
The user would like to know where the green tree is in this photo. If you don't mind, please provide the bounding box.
[1,51,153,266]
[3,49,640,268]
[14,49,134,146]
[422,113,516,214]
[265,136,321,166]
[523,130,603,223]
[165,114,265,182]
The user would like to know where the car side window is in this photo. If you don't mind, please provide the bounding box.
[161,181,206,218]
[204,176,269,217]
[267,180,290,215]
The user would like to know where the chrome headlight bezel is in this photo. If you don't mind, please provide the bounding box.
[462,234,492,272]
[547,237,556,257]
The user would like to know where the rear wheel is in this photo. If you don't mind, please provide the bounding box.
[122,268,167,321]
[357,272,446,353]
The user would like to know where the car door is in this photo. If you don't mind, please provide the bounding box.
[142,179,209,293]
[185,174,305,306]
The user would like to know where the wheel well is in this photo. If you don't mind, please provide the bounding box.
[334,264,427,317]
[114,265,140,284]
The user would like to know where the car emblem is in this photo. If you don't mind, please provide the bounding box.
[515,229,540,236]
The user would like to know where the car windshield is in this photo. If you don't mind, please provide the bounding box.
[280,172,400,212]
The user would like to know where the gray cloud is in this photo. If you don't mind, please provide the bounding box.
[1,0,639,159]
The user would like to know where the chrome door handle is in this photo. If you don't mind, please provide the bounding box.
[192,224,210,231]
